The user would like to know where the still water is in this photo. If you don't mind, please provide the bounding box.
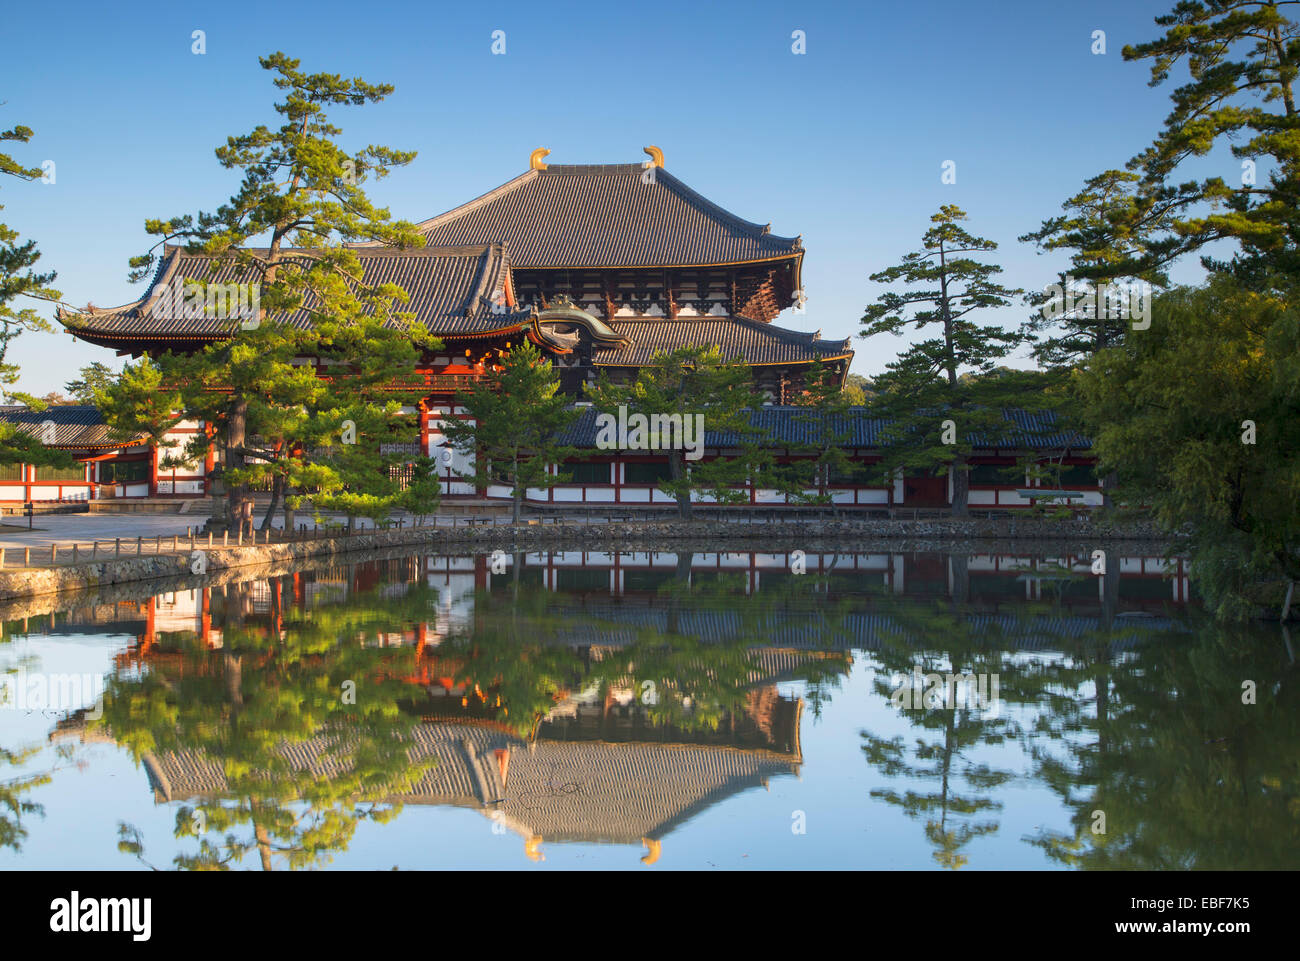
[1,547,1295,870]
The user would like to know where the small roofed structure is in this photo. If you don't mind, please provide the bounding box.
[0,405,151,504]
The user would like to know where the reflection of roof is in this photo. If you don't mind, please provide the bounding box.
[0,405,147,450]
[140,712,802,845]
[555,602,1181,653]
[58,244,531,344]
[393,164,802,269]
[555,406,1092,450]
[593,317,851,367]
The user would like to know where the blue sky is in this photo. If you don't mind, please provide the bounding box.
[2,0,1234,394]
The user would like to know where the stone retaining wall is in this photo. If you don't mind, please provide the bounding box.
[0,516,1176,601]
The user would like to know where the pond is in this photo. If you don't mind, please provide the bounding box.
[1,547,1295,870]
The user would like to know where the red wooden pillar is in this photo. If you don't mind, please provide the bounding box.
[418,401,430,459]
[149,445,159,497]
[203,450,214,494]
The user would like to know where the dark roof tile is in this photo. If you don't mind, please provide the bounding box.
[594,318,852,367]
[0,405,147,450]
[557,406,1091,451]
[391,164,801,269]
[60,244,532,342]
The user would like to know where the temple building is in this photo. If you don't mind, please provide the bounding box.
[38,148,1101,510]
[59,147,851,401]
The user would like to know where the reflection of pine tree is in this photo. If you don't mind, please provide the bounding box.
[439,553,857,738]
[103,574,439,870]
[1027,617,1300,869]
[859,592,1042,869]
[0,743,55,854]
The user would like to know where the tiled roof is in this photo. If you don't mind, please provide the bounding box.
[972,408,1091,450]
[557,406,1091,450]
[58,244,532,342]
[391,164,802,269]
[593,317,852,367]
[0,405,146,450]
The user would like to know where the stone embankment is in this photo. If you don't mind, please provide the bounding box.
[0,515,1175,600]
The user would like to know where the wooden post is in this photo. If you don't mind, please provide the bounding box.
[115,537,121,557]
[137,536,142,555]
[173,534,178,551]
[51,544,57,564]
[208,531,213,548]
[0,547,5,568]
[24,547,30,566]
[223,531,228,547]
[72,544,78,564]
[155,535,161,554]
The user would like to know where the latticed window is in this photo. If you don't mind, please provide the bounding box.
[562,461,610,484]
[36,464,87,482]
[970,463,1017,487]
[623,460,672,484]
[1056,463,1098,487]
[828,460,870,485]
[101,460,149,484]
[0,463,23,482]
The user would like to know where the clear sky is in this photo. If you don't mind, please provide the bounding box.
[1,0,1232,395]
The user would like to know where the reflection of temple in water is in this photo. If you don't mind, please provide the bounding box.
[32,548,1189,864]
[16,548,1192,651]
[57,647,813,862]
[137,695,804,861]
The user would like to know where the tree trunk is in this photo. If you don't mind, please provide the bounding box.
[260,473,283,531]
[669,451,692,520]
[950,459,970,517]
[511,454,523,524]
[1101,469,1118,510]
[225,397,251,537]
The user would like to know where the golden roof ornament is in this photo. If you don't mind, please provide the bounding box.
[529,148,550,170]
[643,145,664,168]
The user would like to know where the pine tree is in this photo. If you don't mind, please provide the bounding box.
[1075,278,1300,620]
[0,118,76,470]
[65,362,117,403]
[72,53,429,535]
[780,359,859,509]
[1019,170,1197,364]
[585,345,769,519]
[862,206,1023,515]
[440,340,577,524]
[1123,1,1300,279]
